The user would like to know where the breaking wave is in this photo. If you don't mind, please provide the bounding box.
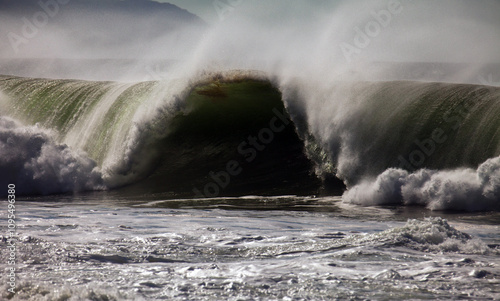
[0,71,499,211]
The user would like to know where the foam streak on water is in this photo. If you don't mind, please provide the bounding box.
[1,196,499,300]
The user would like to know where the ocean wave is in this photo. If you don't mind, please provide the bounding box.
[1,72,499,210]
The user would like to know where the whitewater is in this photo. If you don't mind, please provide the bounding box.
[1,0,499,300]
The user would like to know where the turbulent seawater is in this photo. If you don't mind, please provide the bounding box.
[1,196,499,300]
[0,72,500,300]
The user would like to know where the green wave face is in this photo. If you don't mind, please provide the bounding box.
[0,75,159,166]
[320,81,500,183]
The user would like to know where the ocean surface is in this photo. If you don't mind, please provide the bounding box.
[1,194,499,300]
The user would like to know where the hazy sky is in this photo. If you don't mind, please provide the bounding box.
[1,0,499,65]
[154,0,339,23]
[154,0,216,22]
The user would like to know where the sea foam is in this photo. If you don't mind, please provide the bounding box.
[0,116,104,196]
[343,157,500,211]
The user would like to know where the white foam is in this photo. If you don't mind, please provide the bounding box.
[0,117,105,196]
[343,157,500,211]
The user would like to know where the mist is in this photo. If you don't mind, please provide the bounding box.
[0,0,206,80]
[0,0,498,82]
